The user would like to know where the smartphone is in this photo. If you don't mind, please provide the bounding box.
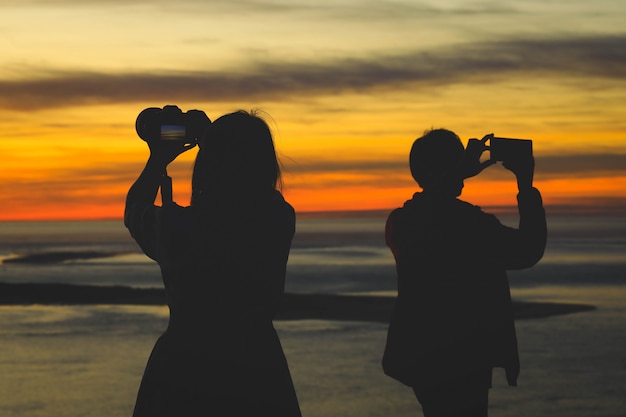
[490,137,532,161]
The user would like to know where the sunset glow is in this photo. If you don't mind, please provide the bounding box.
[1,1,625,220]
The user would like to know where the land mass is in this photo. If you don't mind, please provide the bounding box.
[0,282,595,322]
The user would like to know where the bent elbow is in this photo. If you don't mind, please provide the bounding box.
[527,247,545,267]
[508,246,545,270]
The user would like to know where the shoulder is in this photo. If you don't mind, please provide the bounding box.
[387,193,424,221]
[270,192,296,234]
[232,191,295,236]
[453,198,482,212]
[386,207,408,227]
[279,195,295,221]
[449,199,506,239]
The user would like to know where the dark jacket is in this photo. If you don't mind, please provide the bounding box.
[125,190,301,417]
[125,191,295,327]
[382,188,546,389]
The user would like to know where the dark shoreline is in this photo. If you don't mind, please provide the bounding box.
[0,282,595,322]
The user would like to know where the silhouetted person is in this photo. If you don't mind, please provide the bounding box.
[382,129,546,417]
[125,110,301,417]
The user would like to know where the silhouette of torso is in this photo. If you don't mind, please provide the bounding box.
[126,190,301,417]
[383,190,546,390]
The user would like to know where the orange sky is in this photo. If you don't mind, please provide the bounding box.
[1,1,625,220]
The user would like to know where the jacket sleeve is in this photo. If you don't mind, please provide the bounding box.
[493,187,547,270]
[124,202,161,262]
[385,209,400,258]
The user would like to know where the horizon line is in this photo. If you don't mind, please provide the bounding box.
[1,204,625,222]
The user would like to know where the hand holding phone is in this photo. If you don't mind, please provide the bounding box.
[489,137,535,190]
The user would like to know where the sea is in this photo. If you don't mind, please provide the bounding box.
[0,212,625,417]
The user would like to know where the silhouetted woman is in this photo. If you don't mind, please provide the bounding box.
[125,110,301,417]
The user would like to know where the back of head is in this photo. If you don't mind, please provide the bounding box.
[191,110,282,209]
[410,129,465,191]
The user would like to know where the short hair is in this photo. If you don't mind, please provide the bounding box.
[409,129,464,188]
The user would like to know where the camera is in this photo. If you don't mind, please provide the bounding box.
[135,105,211,144]
[489,137,533,161]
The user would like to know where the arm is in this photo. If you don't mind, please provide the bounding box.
[124,156,167,223]
[503,149,535,194]
[124,141,196,261]
[124,141,195,227]
[499,151,547,269]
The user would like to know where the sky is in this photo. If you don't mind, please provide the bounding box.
[1,0,625,220]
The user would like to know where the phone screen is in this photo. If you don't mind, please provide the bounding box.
[160,125,186,141]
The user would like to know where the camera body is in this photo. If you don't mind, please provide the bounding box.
[489,137,533,161]
[135,105,211,144]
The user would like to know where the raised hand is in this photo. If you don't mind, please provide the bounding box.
[147,139,197,167]
[502,151,535,191]
[462,134,496,179]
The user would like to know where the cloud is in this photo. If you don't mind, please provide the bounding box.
[536,153,626,176]
[24,150,626,182]
[5,150,626,215]
[280,152,626,189]
[285,152,626,182]
[543,197,626,215]
[460,153,626,181]
[1,34,625,111]
[283,158,406,174]
[2,0,310,15]
[3,0,506,18]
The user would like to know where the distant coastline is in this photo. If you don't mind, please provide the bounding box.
[0,282,595,322]
[2,204,625,223]
[2,251,122,264]
[0,244,603,322]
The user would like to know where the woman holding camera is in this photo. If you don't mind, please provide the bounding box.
[125,109,301,417]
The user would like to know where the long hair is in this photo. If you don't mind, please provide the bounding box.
[191,110,282,210]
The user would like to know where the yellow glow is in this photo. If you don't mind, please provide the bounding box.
[1,2,625,220]
[2,94,626,220]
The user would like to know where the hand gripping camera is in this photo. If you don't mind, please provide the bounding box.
[135,105,211,204]
[135,105,211,144]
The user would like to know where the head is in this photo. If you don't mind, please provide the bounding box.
[409,129,465,197]
[191,110,282,207]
